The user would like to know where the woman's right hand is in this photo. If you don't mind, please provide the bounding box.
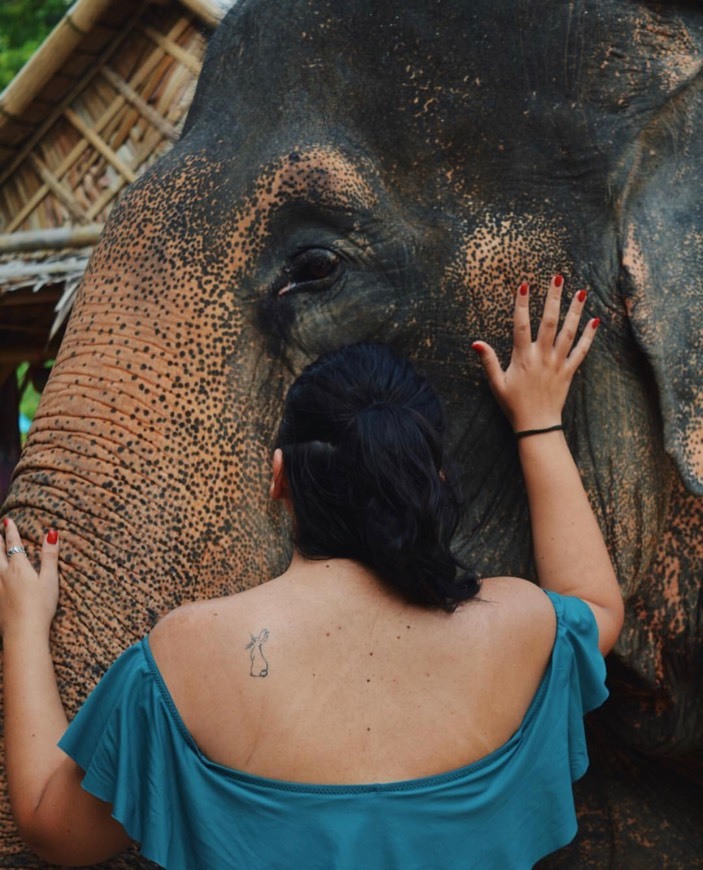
[471,276,599,432]
[471,276,622,656]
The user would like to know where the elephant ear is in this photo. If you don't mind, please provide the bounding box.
[620,46,703,496]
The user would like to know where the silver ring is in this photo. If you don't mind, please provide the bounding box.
[6,546,26,557]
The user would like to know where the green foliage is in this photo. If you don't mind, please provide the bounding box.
[16,362,52,443]
[0,0,73,90]
[17,362,40,419]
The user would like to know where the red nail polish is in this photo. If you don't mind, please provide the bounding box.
[554,275,564,288]
[2,518,8,528]
[577,290,587,303]
[47,529,58,545]
[592,317,601,329]
[519,282,529,296]
[471,342,484,354]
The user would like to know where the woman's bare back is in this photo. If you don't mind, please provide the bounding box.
[149,558,556,785]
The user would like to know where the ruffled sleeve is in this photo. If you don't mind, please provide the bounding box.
[544,590,609,780]
[58,639,184,867]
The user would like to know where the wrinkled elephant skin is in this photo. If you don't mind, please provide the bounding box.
[2,1,703,866]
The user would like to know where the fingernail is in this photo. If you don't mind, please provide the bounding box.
[47,529,58,545]
[577,289,587,303]
[518,282,529,296]
[554,275,564,288]
[2,518,7,527]
[591,317,601,329]
[471,342,485,355]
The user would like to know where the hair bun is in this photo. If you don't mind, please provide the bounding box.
[276,343,479,611]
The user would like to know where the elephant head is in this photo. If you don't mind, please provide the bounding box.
[2,1,702,865]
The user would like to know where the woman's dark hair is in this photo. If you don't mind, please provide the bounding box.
[276,343,479,611]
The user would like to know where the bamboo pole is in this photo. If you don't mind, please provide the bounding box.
[0,0,117,126]
[0,11,139,190]
[0,224,102,254]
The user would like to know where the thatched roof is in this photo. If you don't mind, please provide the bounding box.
[0,0,229,371]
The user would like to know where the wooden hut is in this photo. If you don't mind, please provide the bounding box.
[0,0,228,499]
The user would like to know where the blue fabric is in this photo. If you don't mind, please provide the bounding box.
[59,591,607,870]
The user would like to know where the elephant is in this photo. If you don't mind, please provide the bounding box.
[2,0,702,865]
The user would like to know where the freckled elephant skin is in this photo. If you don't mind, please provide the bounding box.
[2,0,703,866]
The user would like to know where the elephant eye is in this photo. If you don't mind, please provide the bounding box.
[277,248,341,296]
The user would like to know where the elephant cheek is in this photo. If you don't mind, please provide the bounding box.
[442,214,673,594]
[440,215,572,577]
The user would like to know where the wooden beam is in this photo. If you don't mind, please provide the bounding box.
[27,153,88,224]
[100,67,179,142]
[143,26,203,75]
[63,108,137,184]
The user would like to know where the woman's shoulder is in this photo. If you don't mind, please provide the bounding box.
[147,592,256,683]
[151,577,280,642]
[457,576,557,663]
[475,576,556,620]
[151,596,228,644]
[477,575,551,601]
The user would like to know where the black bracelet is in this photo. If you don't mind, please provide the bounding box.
[514,424,564,439]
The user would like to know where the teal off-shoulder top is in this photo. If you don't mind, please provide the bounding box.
[59,591,608,869]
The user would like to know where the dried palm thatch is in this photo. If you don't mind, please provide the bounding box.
[0,0,228,370]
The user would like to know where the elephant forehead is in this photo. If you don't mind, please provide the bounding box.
[251,147,379,211]
[194,0,703,185]
[213,146,380,272]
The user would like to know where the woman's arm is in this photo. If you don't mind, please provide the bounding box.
[472,277,624,654]
[1,518,132,864]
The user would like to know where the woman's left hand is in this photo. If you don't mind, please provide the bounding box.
[0,519,59,638]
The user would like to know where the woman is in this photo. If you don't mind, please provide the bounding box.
[0,277,623,868]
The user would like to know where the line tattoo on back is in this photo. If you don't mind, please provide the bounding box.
[246,628,270,677]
